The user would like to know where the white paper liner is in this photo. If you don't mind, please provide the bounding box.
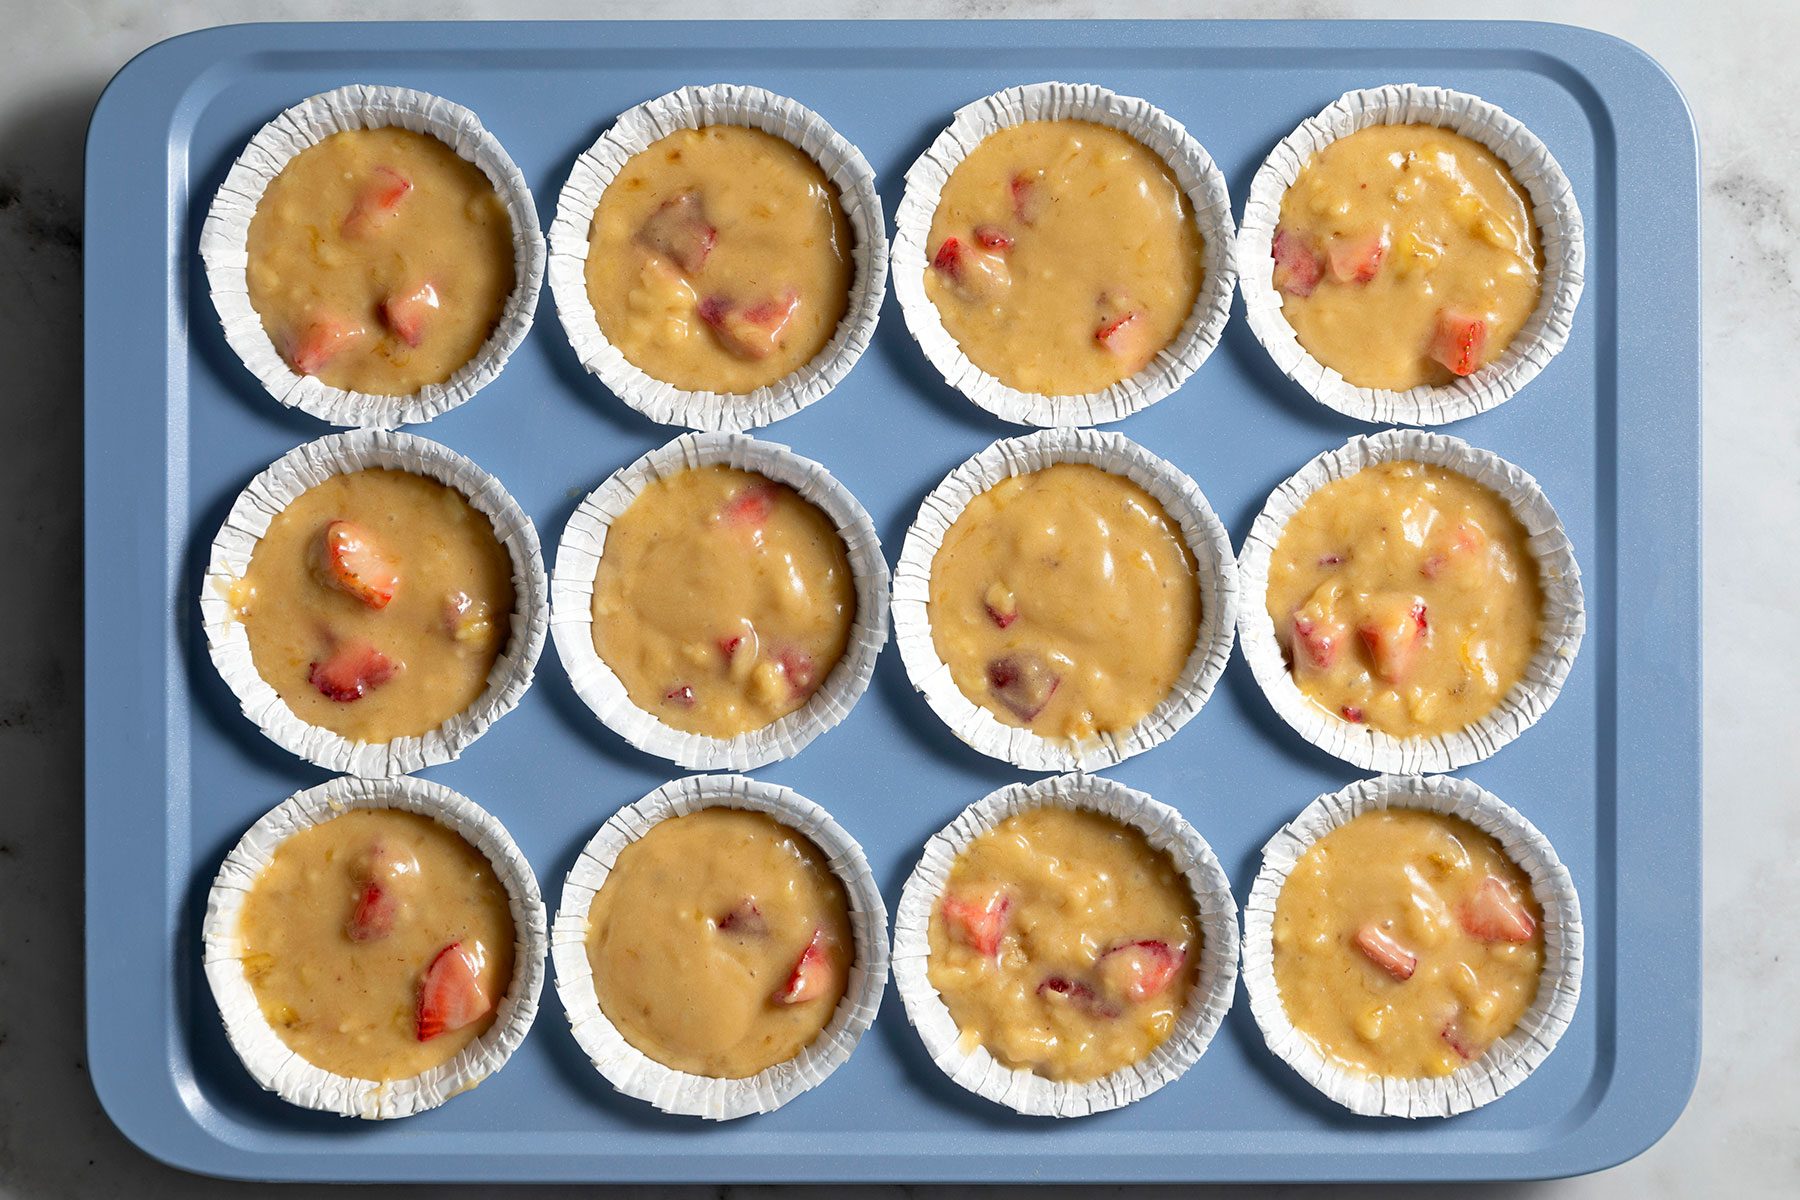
[550,431,888,770]
[550,774,889,1120]
[1237,429,1584,774]
[202,775,549,1120]
[201,430,549,777]
[198,84,546,429]
[893,428,1238,771]
[892,773,1238,1117]
[891,82,1238,428]
[546,84,888,432]
[1241,773,1583,1118]
[1239,83,1585,426]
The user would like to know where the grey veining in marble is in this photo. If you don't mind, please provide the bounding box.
[2,1,1794,1197]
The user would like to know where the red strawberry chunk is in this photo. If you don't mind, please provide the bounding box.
[778,648,819,697]
[637,189,717,275]
[1010,172,1046,224]
[1272,227,1323,297]
[718,624,760,675]
[931,236,1011,300]
[984,602,1017,629]
[381,281,440,348]
[1290,612,1346,675]
[698,290,800,360]
[342,166,412,237]
[721,482,779,527]
[1441,1015,1482,1062]
[664,684,695,708]
[1353,924,1418,981]
[309,640,397,703]
[1430,308,1489,376]
[932,236,965,277]
[318,519,399,609]
[1037,976,1120,1019]
[986,651,1060,721]
[1094,305,1153,371]
[717,898,767,935]
[287,316,366,376]
[1358,595,1429,684]
[773,929,835,1005]
[941,890,1010,955]
[345,880,397,943]
[974,224,1014,251]
[416,941,491,1042]
[1421,522,1488,579]
[1326,229,1389,284]
[1340,705,1364,723]
[1460,876,1536,943]
[1096,940,1186,1004]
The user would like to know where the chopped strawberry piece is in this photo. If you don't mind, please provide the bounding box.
[1430,309,1489,376]
[381,281,440,348]
[778,648,818,697]
[416,941,491,1042]
[1441,1016,1482,1062]
[721,481,779,527]
[318,519,399,609]
[308,640,397,703]
[1010,172,1046,224]
[698,290,800,360]
[1353,924,1417,981]
[773,929,835,1004]
[717,899,767,935]
[637,189,717,275]
[1326,229,1389,284]
[342,166,412,237]
[345,881,396,943]
[718,624,760,676]
[1290,612,1346,675]
[1421,523,1488,579]
[986,651,1060,721]
[1358,595,1429,684]
[974,224,1015,251]
[1340,705,1364,723]
[1094,306,1153,371]
[1318,553,1346,567]
[930,236,1010,300]
[941,890,1010,955]
[287,316,366,376]
[1096,940,1186,1003]
[932,236,965,277]
[1460,876,1537,943]
[664,684,695,708]
[1037,976,1120,1019]
[984,603,1017,629]
[1272,227,1323,297]
[983,582,1018,629]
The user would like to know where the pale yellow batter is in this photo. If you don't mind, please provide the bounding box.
[586,125,854,393]
[237,468,515,743]
[246,128,516,396]
[924,119,1204,396]
[1273,808,1544,1078]
[238,808,517,1081]
[592,465,855,737]
[1265,460,1544,740]
[586,807,853,1078]
[1272,124,1543,390]
[928,807,1199,1083]
[929,463,1200,740]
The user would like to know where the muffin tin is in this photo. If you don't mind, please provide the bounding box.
[83,19,1699,1184]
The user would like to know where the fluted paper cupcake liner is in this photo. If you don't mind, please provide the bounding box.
[1237,428,1584,774]
[202,775,548,1120]
[548,84,887,432]
[893,427,1238,771]
[892,773,1238,1117]
[1241,773,1583,1118]
[1239,83,1585,425]
[551,431,888,771]
[550,774,889,1120]
[892,81,1237,428]
[199,84,545,429]
[201,430,549,777]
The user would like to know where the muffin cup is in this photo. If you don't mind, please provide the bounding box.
[551,431,888,771]
[892,773,1239,1117]
[1237,428,1584,774]
[201,430,549,777]
[891,81,1238,428]
[547,83,888,432]
[201,774,549,1120]
[198,84,546,429]
[550,774,889,1120]
[893,427,1238,772]
[1241,773,1583,1118]
[1239,83,1585,426]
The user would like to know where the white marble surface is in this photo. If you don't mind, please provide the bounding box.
[1,0,1792,1196]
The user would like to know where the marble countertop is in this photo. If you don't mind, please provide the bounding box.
[3,1,1792,1196]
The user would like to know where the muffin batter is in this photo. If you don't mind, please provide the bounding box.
[927,806,1200,1083]
[586,807,854,1078]
[924,119,1204,396]
[238,808,517,1081]
[1265,460,1543,740]
[1272,808,1544,1078]
[237,468,516,744]
[929,463,1201,741]
[246,127,516,396]
[1271,124,1543,391]
[586,125,854,393]
[592,465,855,738]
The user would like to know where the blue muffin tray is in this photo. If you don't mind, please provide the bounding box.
[83,19,1701,1184]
